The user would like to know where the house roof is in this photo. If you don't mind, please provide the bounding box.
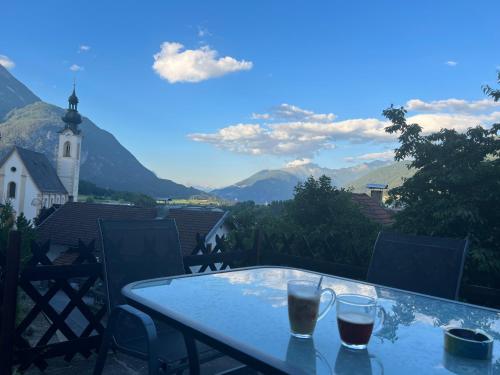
[36,202,229,256]
[351,193,395,226]
[0,146,67,194]
[36,202,157,250]
[166,208,228,256]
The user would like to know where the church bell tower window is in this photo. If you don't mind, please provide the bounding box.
[64,141,71,157]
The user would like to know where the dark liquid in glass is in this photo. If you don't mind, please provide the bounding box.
[288,294,319,334]
[337,312,374,346]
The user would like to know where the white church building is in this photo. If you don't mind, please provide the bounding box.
[0,87,83,222]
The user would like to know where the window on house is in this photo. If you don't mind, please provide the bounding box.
[64,141,71,157]
[7,182,16,199]
[77,143,80,160]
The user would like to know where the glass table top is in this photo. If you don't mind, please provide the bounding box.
[123,267,500,374]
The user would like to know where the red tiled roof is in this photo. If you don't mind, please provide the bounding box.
[36,202,156,250]
[166,208,227,256]
[351,193,395,226]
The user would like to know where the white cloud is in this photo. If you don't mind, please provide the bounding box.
[445,61,458,66]
[0,55,15,69]
[152,42,252,83]
[197,26,211,38]
[188,101,500,158]
[78,45,91,53]
[286,158,312,167]
[69,64,84,72]
[188,104,389,156]
[345,150,395,163]
[406,98,500,112]
[251,112,271,120]
[274,103,336,122]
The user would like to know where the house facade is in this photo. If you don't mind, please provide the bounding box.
[0,87,83,221]
[0,147,68,220]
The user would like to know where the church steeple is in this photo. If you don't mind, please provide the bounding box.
[57,84,83,202]
[61,84,82,134]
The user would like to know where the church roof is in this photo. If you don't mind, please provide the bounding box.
[0,147,68,194]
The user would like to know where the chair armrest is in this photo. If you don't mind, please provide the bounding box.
[112,304,157,334]
[109,304,159,361]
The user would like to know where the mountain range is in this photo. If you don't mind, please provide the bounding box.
[211,160,414,203]
[0,65,414,203]
[0,65,202,198]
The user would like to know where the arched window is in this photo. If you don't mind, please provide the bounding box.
[63,141,71,157]
[7,182,16,199]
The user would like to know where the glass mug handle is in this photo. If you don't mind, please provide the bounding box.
[373,305,386,333]
[317,288,336,321]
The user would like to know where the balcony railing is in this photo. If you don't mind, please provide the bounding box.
[0,230,499,374]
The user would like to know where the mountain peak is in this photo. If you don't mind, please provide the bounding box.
[0,67,202,199]
[0,64,40,120]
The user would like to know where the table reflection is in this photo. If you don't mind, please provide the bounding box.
[334,346,383,375]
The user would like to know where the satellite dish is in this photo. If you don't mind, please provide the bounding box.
[31,198,41,207]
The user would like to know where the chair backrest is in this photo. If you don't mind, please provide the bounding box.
[367,231,469,300]
[99,219,185,312]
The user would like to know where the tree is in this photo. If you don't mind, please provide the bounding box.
[383,73,500,287]
[0,203,36,265]
[0,201,15,251]
[16,213,36,264]
[227,176,381,267]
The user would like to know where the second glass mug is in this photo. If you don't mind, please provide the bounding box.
[336,294,385,349]
[287,279,336,338]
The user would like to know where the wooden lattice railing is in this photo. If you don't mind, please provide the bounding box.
[1,237,106,373]
[0,231,260,373]
[1,229,499,374]
[183,231,260,273]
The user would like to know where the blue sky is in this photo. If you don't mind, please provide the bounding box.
[2,1,500,188]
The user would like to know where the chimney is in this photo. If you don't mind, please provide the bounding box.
[366,184,388,205]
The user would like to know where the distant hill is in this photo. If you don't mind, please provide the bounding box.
[0,65,202,198]
[347,161,415,193]
[211,160,395,203]
[213,173,301,203]
[0,65,40,119]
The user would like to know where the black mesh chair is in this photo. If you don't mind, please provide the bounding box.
[367,231,469,300]
[93,219,221,375]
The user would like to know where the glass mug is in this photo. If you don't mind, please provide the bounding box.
[336,294,385,349]
[287,280,336,338]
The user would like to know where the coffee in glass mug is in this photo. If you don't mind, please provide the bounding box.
[336,294,385,349]
[287,279,336,338]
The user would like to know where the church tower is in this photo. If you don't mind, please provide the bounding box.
[56,85,83,202]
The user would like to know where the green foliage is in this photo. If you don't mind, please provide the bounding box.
[79,180,156,207]
[16,213,35,264]
[383,74,500,287]
[227,176,381,267]
[0,202,35,264]
[482,71,500,102]
[0,201,16,250]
